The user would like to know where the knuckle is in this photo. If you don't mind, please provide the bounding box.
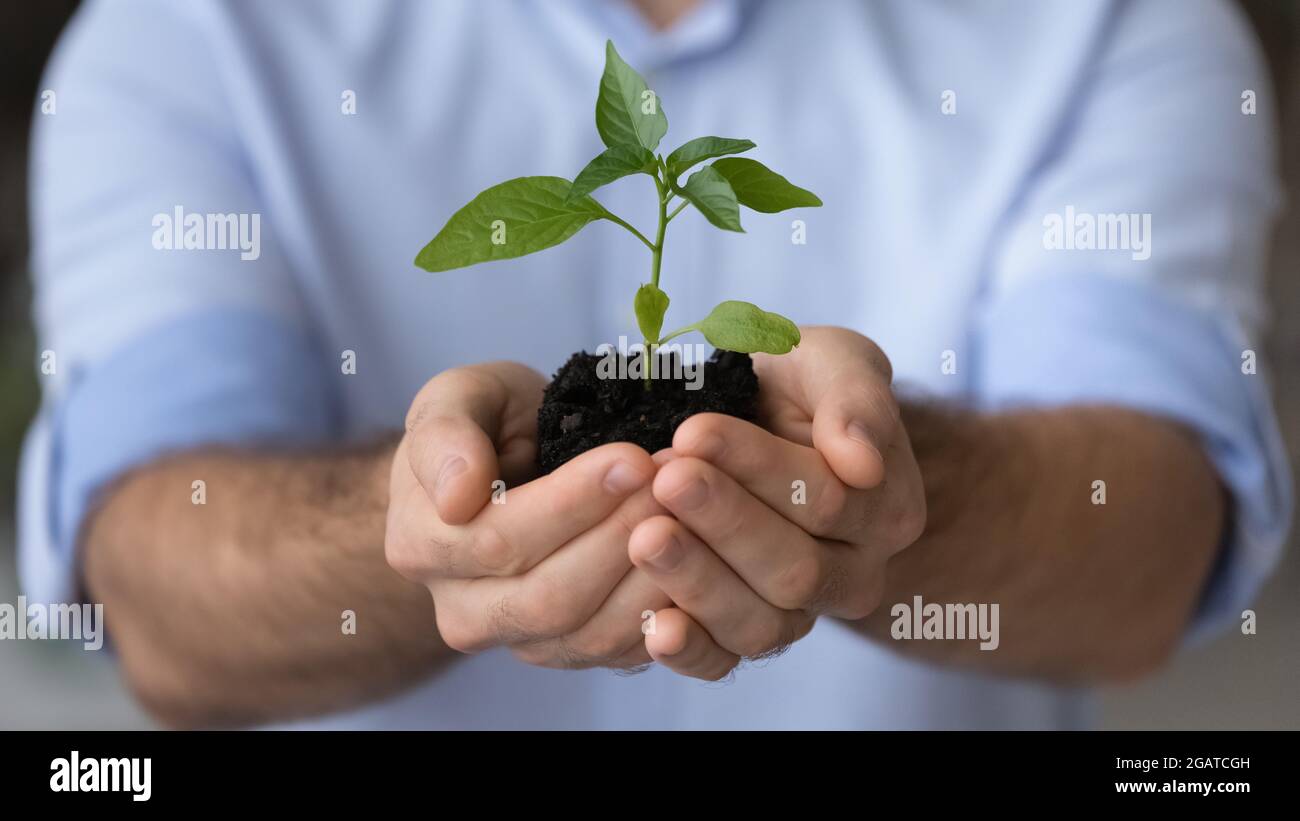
[864,341,894,383]
[771,554,828,610]
[382,525,414,578]
[707,498,747,544]
[715,514,746,547]
[408,368,500,431]
[548,635,599,669]
[736,617,787,658]
[670,569,714,608]
[384,510,439,581]
[838,584,880,621]
[703,658,739,682]
[508,642,550,667]
[471,521,522,574]
[431,366,492,397]
[807,481,849,535]
[403,401,429,436]
[568,629,631,667]
[434,610,482,655]
[837,563,884,620]
[837,330,892,383]
[406,383,448,433]
[486,595,526,645]
[883,473,927,549]
[508,640,575,669]
[810,561,850,614]
[515,577,582,638]
[894,500,927,548]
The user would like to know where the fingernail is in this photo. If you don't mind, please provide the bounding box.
[435,456,467,499]
[668,476,709,511]
[846,422,882,460]
[603,461,648,494]
[644,534,683,572]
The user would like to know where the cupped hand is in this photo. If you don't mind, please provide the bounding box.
[385,362,673,670]
[629,326,927,679]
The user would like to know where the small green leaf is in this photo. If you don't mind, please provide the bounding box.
[694,300,800,354]
[568,145,656,202]
[678,166,744,232]
[665,137,755,180]
[415,177,607,272]
[595,41,668,152]
[711,157,822,213]
[634,283,670,342]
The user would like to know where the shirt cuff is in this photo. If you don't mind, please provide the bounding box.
[17,309,342,604]
[970,273,1293,644]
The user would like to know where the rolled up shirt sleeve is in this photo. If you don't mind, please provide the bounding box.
[18,0,341,603]
[970,275,1293,643]
[969,0,1292,642]
[19,312,342,604]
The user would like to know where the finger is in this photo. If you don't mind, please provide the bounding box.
[516,636,655,672]
[809,374,897,490]
[674,413,864,541]
[609,643,654,671]
[630,516,812,658]
[511,567,669,669]
[644,608,739,682]
[426,442,656,579]
[407,364,543,524]
[409,416,498,527]
[653,457,875,617]
[754,327,897,489]
[434,487,665,651]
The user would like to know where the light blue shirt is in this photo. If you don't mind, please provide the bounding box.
[20,0,1292,729]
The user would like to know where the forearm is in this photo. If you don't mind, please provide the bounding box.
[82,440,453,728]
[852,402,1226,683]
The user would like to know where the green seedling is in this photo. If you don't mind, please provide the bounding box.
[416,40,822,388]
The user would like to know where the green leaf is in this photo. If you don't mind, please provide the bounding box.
[665,137,755,180]
[694,300,800,354]
[568,145,656,202]
[595,40,668,152]
[678,166,744,232]
[415,177,607,272]
[634,283,670,342]
[711,157,822,213]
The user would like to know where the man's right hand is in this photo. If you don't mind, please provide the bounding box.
[385,362,672,670]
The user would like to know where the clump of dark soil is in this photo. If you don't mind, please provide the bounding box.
[537,349,758,473]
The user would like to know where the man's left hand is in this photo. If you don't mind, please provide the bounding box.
[629,326,927,679]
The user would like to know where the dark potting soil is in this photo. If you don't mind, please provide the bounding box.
[537,349,758,473]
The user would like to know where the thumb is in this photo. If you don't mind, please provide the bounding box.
[810,378,896,489]
[769,327,894,488]
[405,368,513,525]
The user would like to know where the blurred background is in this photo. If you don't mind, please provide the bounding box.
[1,1,1296,730]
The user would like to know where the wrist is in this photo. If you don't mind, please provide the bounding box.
[899,400,1000,544]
